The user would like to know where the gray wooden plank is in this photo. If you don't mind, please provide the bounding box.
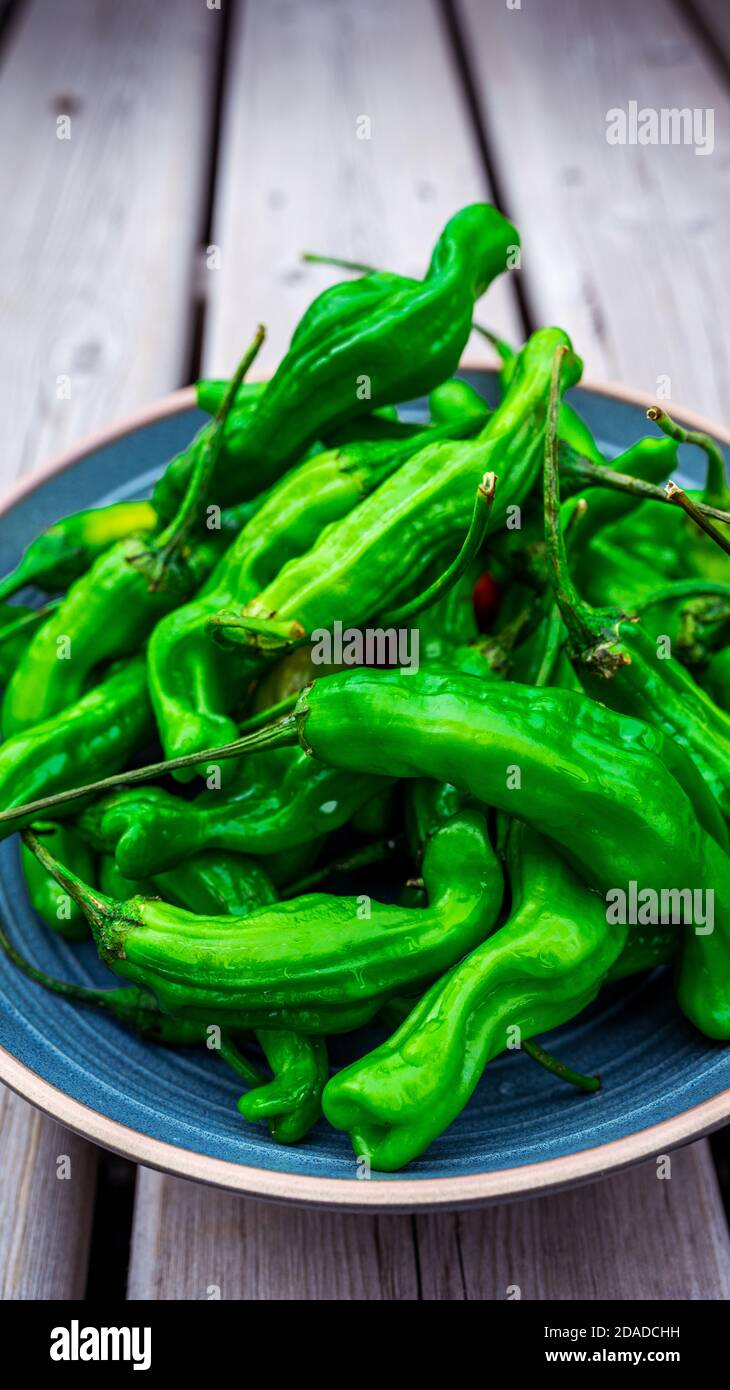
[0,1090,98,1299]
[0,0,219,1299]
[201,0,522,379]
[416,1142,730,1300]
[457,0,730,421]
[127,1169,419,1301]
[0,0,219,483]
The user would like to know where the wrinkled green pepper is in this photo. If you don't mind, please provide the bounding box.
[0,500,157,601]
[25,807,503,1035]
[0,656,153,832]
[324,823,624,1169]
[153,204,519,518]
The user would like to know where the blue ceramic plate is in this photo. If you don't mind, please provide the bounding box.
[0,373,728,1211]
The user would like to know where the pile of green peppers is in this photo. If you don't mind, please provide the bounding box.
[1,202,729,1172]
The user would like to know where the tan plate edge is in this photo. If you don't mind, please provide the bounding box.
[0,371,728,1210]
[1,1041,729,1211]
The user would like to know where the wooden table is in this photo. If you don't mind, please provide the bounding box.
[1,0,729,1301]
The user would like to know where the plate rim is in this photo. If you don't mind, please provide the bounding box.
[1,368,728,1210]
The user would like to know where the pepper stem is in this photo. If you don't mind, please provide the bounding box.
[218,1032,268,1089]
[21,829,127,955]
[0,716,300,830]
[522,1039,601,1093]
[0,914,121,1013]
[206,611,306,652]
[380,473,497,626]
[0,598,62,643]
[544,351,602,642]
[635,578,730,612]
[150,326,266,584]
[647,405,730,510]
[560,456,730,526]
[664,481,730,557]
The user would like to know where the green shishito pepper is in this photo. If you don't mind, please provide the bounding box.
[0,656,153,830]
[15,662,730,1040]
[24,807,503,1035]
[152,203,519,519]
[20,821,95,941]
[323,823,625,1170]
[32,664,723,1045]
[85,751,389,879]
[0,500,157,602]
[0,600,60,684]
[96,843,278,919]
[148,419,476,775]
[206,327,581,709]
[0,910,325,1144]
[1,533,213,736]
[543,348,730,831]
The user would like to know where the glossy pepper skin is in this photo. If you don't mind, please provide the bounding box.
[95,853,325,1140]
[29,808,503,1035]
[238,1030,329,1144]
[0,499,157,601]
[95,749,389,879]
[543,373,730,828]
[13,837,327,1141]
[428,378,492,427]
[323,824,625,1170]
[212,329,582,664]
[153,204,519,519]
[1,531,218,736]
[147,423,472,775]
[185,665,728,1040]
[0,601,56,683]
[20,821,96,941]
[0,656,153,836]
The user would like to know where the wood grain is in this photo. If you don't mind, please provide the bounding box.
[128,1168,420,1301]
[127,1141,730,1300]
[456,0,730,421]
[416,1143,730,1300]
[0,0,219,1299]
[0,1089,98,1299]
[201,0,522,378]
[0,0,219,481]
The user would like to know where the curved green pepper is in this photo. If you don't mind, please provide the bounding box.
[153,204,519,519]
[24,808,503,1035]
[0,500,157,602]
[323,824,624,1169]
[1,534,214,735]
[0,656,153,833]
[211,329,582,669]
[95,749,389,879]
[147,421,471,774]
